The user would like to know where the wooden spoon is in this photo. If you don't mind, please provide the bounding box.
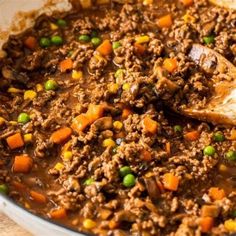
[209,0,236,9]
[180,44,236,125]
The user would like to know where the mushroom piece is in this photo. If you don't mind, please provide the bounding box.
[92,116,113,130]
[114,210,136,222]
[144,176,161,202]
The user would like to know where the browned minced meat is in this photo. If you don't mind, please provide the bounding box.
[0,0,236,235]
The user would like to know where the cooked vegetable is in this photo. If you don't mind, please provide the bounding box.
[71,114,90,133]
[121,108,132,119]
[59,58,73,72]
[163,173,179,191]
[103,138,116,147]
[113,121,123,130]
[96,39,113,56]
[24,133,33,143]
[203,146,216,156]
[157,14,173,28]
[17,112,30,124]
[56,19,67,27]
[86,104,104,123]
[13,155,33,173]
[201,205,220,217]
[163,58,178,73]
[63,151,73,161]
[180,0,193,6]
[135,35,150,44]
[6,133,24,150]
[141,149,152,161]
[184,131,200,141]
[0,184,8,195]
[24,36,37,50]
[213,131,225,142]
[119,166,132,177]
[78,34,91,43]
[208,187,226,200]
[174,125,182,133]
[30,191,47,204]
[51,35,63,45]
[134,42,146,55]
[44,80,58,91]
[50,127,72,144]
[39,37,51,48]
[225,150,236,161]
[72,70,83,80]
[203,35,215,44]
[24,90,37,100]
[83,219,96,229]
[84,178,94,185]
[123,174,136,187]
[200,217,214,233]
[91,37,102,46]
[49,208,67,219]
[224,219,236,232]
[54,162,64,171]
[112,41,121,49]
[142,117,158,134]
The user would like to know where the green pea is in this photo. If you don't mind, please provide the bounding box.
[225,150,236,161]
[112,41,121,50]
[119,166,132,177]
[56,19,67,27]
[78,35,90,43]
[231,210,236,217]
[0,184,8,195]
[17,113,30,124]
[84,178,94,185]
[91,37,101,47]
[203,145,216,156]
[44,80,58,91]
[123,174,135,188]
[39,37,51,48]
[174,125,182,133]
[91,30,98,38]
[51,35,63,45]
[213,131,225,142]
[115,69,124,79]
[203,35,215,44]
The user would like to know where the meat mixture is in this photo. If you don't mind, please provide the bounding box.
[1,0,236,235]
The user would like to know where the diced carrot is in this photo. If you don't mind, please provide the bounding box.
[157,14,173,28]
[165,142,171,155]
[12,181,26,191]
[142,117,159,134]
[86,104,104,123]
[208,187,226,201]
[6,133,24,150]
[71,114,90,133]
[134,42,146,55]
[96,39,112,56]
[50,127,72,144]
[59,58,73,72]
[24,36,37,50]
[141,149,152,161]
[30,191,47,204]
[180,0,193,6]
[163,173,179,191]
[184,131,200,141]
[108,220,119,229]
[200,217,214,233]
[163,58,178,73]
[49,208,67,219]
[121,108,133,119]
[13,155,33,173]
